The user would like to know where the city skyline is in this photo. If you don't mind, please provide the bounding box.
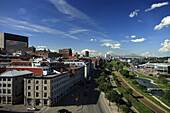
[0,0,170,57]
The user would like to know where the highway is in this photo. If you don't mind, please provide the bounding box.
[113,70,167,113]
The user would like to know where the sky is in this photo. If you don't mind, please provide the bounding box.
[0,0,170,57]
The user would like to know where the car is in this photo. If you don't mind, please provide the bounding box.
[27,107,37,111]
[57,109,71,113]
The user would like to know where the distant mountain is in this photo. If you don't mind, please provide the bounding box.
[110,53,141,58]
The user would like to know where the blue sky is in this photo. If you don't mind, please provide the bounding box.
[0,0,170,57]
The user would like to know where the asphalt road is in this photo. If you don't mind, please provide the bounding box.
[113,70,167,113]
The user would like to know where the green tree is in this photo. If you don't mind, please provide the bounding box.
[160,77,168,84]
[163,90,170,102]
[119,69,129,78]
[98,83,112,93]
[100,71,106,76]
[106,90,119,105]
[107,63,112,72]
[96,76,105,84]
[119,105,130,113]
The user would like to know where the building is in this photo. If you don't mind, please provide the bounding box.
[24,66,84,106]
[0,70,33,104]
[25,46,36,55]
[36,49,62,59]
[0,33,28,54]
[85,51,89,57]
[59,48,72,59]
[64,59,90,78]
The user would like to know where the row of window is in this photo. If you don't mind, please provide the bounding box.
[28,86,47,90]
[0,96,11,103]
[28,80,47,84]
[0,84,11,87]
[0,89,11,94]
[0,78,11,81]
[27,92,47,97]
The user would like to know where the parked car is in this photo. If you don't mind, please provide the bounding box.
[27,107,37,111]
[57,109,71,113]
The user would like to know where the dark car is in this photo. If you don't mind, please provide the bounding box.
[57,109,71,113]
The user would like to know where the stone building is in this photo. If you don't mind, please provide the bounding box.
[0,70,33,104]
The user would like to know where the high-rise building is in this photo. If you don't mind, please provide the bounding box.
[59,48,72,58]
[0,33,28,54]
[85,51,89,57]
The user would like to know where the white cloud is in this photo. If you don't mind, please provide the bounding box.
[154,16,170,30]
[101,43,120,49]
[98,52,102,56]
[107,51,113,54]
[41,18,60,23]
[69,29,89,34]
[18,8,27,14]
[90,38,97,42]
[131,35,136,38]
[141,52,149,56]
[138,20,142,23]
[159,39,170,52]
[131,38,145,42]
[145,2,169,12]
[129,9,140,18]
[81,49,97,53]
[37,46,47,48]
[0,17,79,40]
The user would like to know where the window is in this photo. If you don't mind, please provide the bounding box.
[7,97,11,103]
[28,92,31,96]
[44,86,47,90]
[7,90,11,94]
[0,89,1,93]
[3,78,6,81]
[8,84,11,87]
[44,93,47,97]
[0,78,1,81]
[36,86,39,90]
[3,89,6,94]
[28,80,31,83]
[44,99,48,105]
[0,84,1,87]
[3,84,6,87]
[36,80,39,84]
[44,80,47,84]
[36,92,39,97]
[8,78,11,81]
[28,86,31,90]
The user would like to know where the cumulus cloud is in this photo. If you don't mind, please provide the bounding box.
[129,9,140,18]
[154,16,170,30]
[131,38,145,42]
[101,43,120,49]
[141,52,149,56]
[145,2,169,12]
[90,38,97,41]
[131,35,136,38]
[81,49,97,53]
[159,39,170,52]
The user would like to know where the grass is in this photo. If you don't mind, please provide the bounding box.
[120,74,170,112]
[137,73,156,81]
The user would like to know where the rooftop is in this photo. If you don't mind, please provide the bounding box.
[0,70,33,77]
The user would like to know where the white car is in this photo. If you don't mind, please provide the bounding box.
[27,107,37,111]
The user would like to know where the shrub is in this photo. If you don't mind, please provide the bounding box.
[120,104,130,113]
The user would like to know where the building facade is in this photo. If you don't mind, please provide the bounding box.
[0,33,28,54]
[59,48,72,59]
[0,70,33,105]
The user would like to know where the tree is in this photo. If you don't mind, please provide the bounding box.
[163,90,170,103]
[107,63,112,72]
[132,80,139,85]
[119,105,130,113]
[98,83,112,93]
[96,76,105,84]
[106,90,119,105]
[160,77,168,84]
[119,69,129,78]
[100,71,106,76]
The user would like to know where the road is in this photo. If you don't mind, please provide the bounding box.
[113,70,167,113]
